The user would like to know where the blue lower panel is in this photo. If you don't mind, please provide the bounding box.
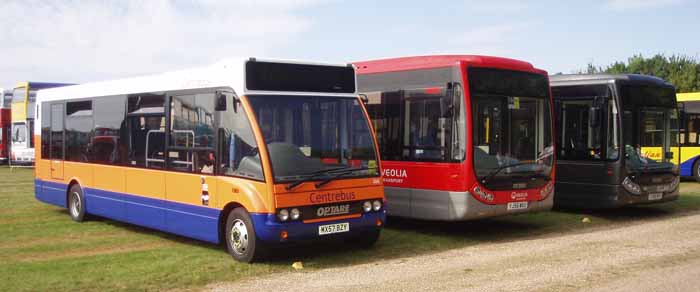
[680,157,697,177]
[34,179,220,244]
[251,211,386,244]
[83,188,220,243]
[35,179,68,208]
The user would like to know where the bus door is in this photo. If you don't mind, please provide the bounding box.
[50,103,65,180]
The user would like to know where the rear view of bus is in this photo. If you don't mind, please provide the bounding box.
[356,55,555,220]
[551,74,680,208]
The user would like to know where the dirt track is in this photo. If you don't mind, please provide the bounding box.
[209,212,700,292]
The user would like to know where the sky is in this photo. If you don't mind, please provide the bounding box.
[1,0,699,89]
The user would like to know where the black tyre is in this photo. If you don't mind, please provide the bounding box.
[225,208,267,262]
[693,159,700,183]
[68,184,87,222]
[353,229,381,249]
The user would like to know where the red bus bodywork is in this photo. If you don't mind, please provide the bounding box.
[355,55,556,220]
[0,108,9,163]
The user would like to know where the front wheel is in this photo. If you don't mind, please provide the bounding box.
[68,184,87,222]
[225,208,267,262]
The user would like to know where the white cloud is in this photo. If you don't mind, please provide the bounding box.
[445,24,526,57]
[605,0,686,10]
[0,0,328,87]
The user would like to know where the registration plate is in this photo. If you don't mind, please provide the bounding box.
[648,193,663,201]
[507,201,528,211]
[318,222,350,235]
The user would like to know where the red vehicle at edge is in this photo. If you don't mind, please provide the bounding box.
[355,55,555,220]
[1,90,10,164]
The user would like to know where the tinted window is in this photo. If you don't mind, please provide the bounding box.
[41,103,50,159]
[93,96,127,164]
[468,67,548,98]
[246,61,356,93]
[50,104,64,160]
[126,94,165,168]
[358,68,465,162]
[248,95,379,182]
[169,93,216,174]
[65,101,93,162]
[219,93,263,180]
[552,85,614,161]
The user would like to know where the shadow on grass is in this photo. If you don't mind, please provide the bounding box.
[48,194,700,267]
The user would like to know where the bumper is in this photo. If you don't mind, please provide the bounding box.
[385,186,554,221]
[251,211,386,244]
[554,182,680,209]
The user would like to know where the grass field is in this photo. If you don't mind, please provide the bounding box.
[2,167,700,291]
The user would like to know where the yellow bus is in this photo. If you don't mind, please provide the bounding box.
[11,82,72,164]
[677,92,700,180]
[34,58,386,262]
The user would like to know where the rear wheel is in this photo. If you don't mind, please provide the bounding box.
[225,208,267,262]
[68,184,87,222]
[693,159,700,182]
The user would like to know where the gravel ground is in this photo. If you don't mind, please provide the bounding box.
[208,212,700,292]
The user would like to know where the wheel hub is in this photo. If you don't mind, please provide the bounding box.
[70,192,81,217]
[230,219,249,255]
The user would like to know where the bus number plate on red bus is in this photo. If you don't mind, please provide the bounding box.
[648,193,663,201]
[319,222,350,235]
[507,201,528,211]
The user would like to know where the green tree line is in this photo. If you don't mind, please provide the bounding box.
[579,54,700,93]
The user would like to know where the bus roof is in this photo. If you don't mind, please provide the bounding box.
[14,82,74,90]
[549,73,674,88]
[677,92,700,102]
[354,55,546,75]
[36,58,356,103]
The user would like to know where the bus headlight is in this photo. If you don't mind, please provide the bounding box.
[540,182,554,199]
[622,177,642,195]
[669,176,680,191]
[473,186,494,202]
[372,200,382,211]
[277,209,289,222]
[290,208,301,220]
[362,201,372,212]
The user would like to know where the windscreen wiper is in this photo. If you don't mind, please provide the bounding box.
[285,166,349,191]
[314,167,369,188]
[481,162,533,184]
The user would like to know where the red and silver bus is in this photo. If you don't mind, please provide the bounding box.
[355,55,555,220]
[1,89,11,163]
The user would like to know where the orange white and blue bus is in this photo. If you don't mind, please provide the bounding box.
[11,82,72,164]
[355,55,555,220]
[34,58,386,262]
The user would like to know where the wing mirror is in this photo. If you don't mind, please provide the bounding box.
[215,93,227,111]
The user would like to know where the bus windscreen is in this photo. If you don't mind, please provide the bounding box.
[246,61,356,93]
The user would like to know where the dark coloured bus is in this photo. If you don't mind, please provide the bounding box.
[551,74,680,208]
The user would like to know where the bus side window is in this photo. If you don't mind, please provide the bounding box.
[65,100,93,162]
[169,93,216,174]
[93,95,127,165]
[50,103,65,160]
[218,95,263,180]
[41,102,51,159]
[127,94,165,168]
